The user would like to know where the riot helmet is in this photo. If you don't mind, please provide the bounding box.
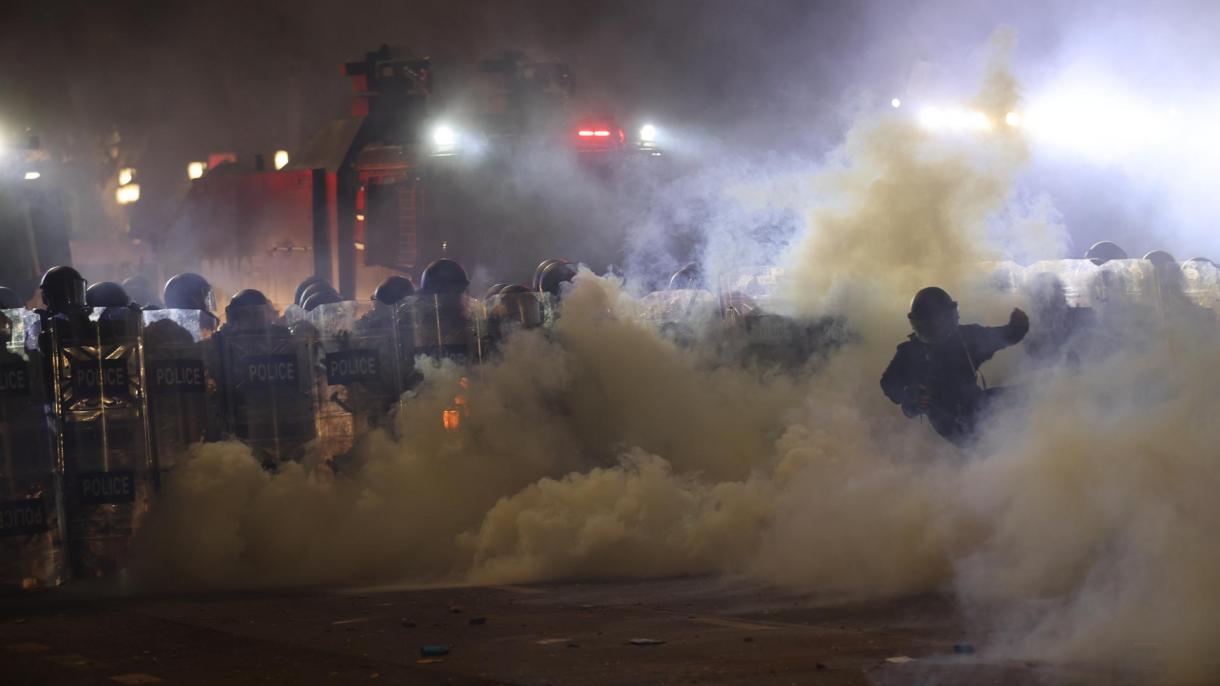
[1143,250,1177,266]
[372,275,416,305]
[121,276,160,308]
[224,289,274,327]
[1084,241,1128,266]
[298,281,337,306]
[85,281,132,308]
[0,286,23,309]
[907,287,960,344]
[40,266,88,315]
[494,284,543,329]
[532,259,564,291]
[294,276,328,306]
[668,263,704,290]
[419,258,470,295]
[483,283,511,300]
[538,260,577,297]
[1186,256,1216,266]
[302,289,342,311]
[163,272,216,312]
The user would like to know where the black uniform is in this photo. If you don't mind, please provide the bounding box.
[881,322,1024,444]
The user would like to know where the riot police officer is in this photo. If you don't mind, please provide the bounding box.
[163,273,219,334]
[294,276,328,307]
[121,276,161,309]
[372,275,415,306]
[38,266,153,579]
[215,289,315,466]
[537,259,577,298]
[881,287,1029,444]
[85,282,132,309]
[414,259,476,362]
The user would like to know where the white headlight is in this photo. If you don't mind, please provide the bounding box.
[274,150,290,170]
[433,124,457,148]
[639,124,658,143]
[24,171,40,181]
[187,161,206,180]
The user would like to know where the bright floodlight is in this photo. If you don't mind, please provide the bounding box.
[1005,111,1022,127]
[968,110,993,130]
[639,124,657,142]
[24,171,40,181]
[891,98,902,109]
[116,183,140,205]
[432,124,457,148]
[274,150,289,170]
[118,167,135,186]
[187,161,205,180]
[918,106,944,129]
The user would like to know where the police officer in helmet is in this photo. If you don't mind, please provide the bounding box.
[538,260,576,297]
[881,287,1028,444]
[40,266,88,317]
[372,275,415,306]
[419,258,470,295]
[163,272,219,332]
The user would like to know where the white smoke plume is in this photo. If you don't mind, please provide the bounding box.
[130,32,1220,682]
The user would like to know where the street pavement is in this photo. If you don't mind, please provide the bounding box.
[0,576,1145,685]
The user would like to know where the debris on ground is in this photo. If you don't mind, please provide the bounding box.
[627,638,666,646]
[469,617,487,626]
[953,643,975,654]
[420,645,451,657]
[885,656,915,664]
[535,638,572,646]
[416,658,445,665]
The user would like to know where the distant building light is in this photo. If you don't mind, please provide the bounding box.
[274,150,289,170]
[23,171,40,181]
[187,161,206,180]
[116,183,140,205]
[118,167,135,186]
[891,98,902,109]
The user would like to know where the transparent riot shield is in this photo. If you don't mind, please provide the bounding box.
[217,307,316,466]
[305,301,404,462]
[46,307,153,580]
[637,290,722,347]
[143,309,220,481]
[404,294,485,366]
[0,309,64,590]
[1181,259,1220,312]
[1024,259,1101,307]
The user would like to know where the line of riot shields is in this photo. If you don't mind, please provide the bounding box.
[0,291,564,590]
[6,256,1218,591]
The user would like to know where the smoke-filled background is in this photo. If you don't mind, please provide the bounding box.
[6,0,1220,261]
[9,1,1220,683]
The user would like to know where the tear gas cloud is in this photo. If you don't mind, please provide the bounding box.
[131,31,1220,683]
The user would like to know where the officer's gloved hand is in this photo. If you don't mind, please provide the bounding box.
[901,385,930,418]
[1007,307,1030,341]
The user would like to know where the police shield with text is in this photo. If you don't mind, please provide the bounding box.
[215,290,315,466]
[307,299,406,461]
[0,307,64,590]
[39,266,155,579]
[143,306,220,480]
[881,287,1029,445]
